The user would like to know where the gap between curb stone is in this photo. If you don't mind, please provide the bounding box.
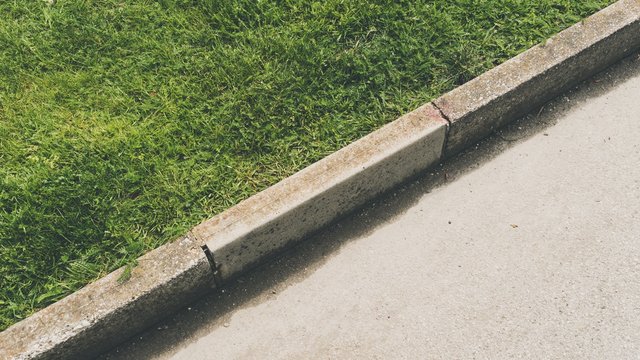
[189,229,224,287]
[201,244,223,288]
[431,102,453,161]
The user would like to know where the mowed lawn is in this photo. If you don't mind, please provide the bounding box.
[0,0,613,330]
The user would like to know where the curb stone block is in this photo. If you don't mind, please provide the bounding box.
[193,104,448,281]
[434,0,640,156]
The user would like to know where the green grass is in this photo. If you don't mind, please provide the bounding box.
[0,0,613,330]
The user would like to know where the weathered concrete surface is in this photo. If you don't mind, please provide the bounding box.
[0,235,212,360]
[103,53,640,359]
[434,0,640,156]
[193,104,447,281]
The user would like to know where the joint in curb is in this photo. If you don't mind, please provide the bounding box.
[431,101,453,159]
[201,244,223,288]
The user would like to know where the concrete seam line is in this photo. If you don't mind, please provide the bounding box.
[431,101,453,163]
[1,0,638,358]
[434,0,640,157]
[200,243,223,287]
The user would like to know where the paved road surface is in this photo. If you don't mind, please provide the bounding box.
[103,52,640,359]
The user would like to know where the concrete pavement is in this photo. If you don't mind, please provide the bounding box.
[103,53,640,359]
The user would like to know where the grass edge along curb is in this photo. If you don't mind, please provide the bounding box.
[1,0,639,358]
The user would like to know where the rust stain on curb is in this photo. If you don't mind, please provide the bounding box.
[1,1,639,359]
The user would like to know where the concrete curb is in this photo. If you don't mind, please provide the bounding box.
[1,1,639,358]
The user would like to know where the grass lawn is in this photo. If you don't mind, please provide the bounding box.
[0,0,613,330]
